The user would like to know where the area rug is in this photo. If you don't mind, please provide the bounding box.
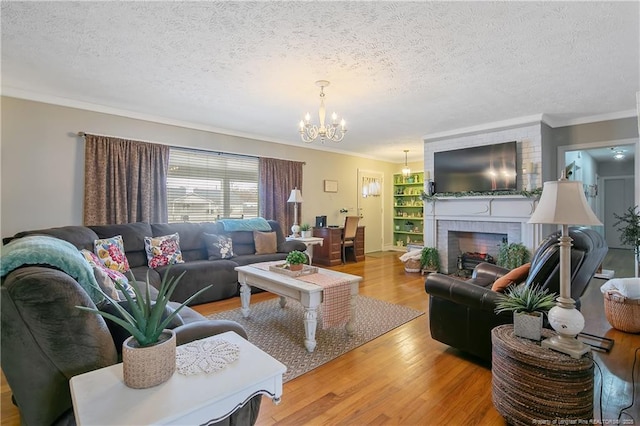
[206,295,424,382]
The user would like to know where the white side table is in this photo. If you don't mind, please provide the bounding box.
[69,331,286,425]
[286,236,324,264]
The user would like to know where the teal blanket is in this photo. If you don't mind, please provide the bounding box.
[219,217,272,232]
[0,235,104,304]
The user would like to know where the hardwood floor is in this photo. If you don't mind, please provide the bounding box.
[2,250,638,425]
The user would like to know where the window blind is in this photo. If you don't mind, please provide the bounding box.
[167,148,259,223]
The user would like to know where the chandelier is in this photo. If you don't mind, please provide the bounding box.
[299,80,347,143]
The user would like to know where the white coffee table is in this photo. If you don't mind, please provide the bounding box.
[69,331,286,425]
[286,236,324,264]
[235,264,362,353]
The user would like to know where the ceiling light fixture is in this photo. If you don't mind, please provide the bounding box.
[299,80,346,143]
[613,150,625,160]
[402,150,411,178]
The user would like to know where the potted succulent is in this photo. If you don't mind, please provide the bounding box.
[420,247,441,274]
[300,223,312,238]
[613,205,640,277]
[77,269,211,389]
[495,284,557,341]
[285,250,308,271]
[497,242,530,270]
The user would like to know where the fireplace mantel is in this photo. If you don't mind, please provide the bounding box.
[423,196,544,273]
[424,195,536,221]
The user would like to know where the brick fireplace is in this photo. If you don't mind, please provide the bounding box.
[424,196,543,274]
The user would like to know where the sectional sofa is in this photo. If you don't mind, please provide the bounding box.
[3,219,306,305]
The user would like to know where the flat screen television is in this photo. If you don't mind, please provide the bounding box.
[434,141,517,193]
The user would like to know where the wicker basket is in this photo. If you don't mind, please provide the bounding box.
[604,291,640,333]
[404,259,422,273]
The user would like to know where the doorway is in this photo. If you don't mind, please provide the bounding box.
[560,138,638,248]
[357,169,384,253]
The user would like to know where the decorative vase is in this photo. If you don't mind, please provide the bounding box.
[289,263,303,272]
[122,329,176,389]
[301,230,312,238]
[513,311,543,341]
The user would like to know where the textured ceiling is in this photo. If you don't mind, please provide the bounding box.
[1,1,638,163]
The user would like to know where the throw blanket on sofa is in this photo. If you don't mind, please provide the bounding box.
[0,235,104,304]
[218,217,272,232]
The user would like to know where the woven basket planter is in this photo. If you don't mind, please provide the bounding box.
[122,329,176,389]
[404,259,422,273]
[604,291,640,333]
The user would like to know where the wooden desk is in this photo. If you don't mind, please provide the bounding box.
[312,226,365,266]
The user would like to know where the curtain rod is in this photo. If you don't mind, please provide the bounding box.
[77,131,305,164]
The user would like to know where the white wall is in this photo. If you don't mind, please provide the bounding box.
[1,97,401,245]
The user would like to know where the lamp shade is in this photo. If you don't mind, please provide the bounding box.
[287,188,304,203]
[528,179,601,226]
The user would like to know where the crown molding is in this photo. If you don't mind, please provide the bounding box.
[422,114,545,142]
[1,87,391,163]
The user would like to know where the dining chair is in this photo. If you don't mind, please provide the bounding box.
[341,216,360,263]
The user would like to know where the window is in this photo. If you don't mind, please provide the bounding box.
[167,148,259,223]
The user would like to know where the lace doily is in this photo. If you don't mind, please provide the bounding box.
[175,338,240,375]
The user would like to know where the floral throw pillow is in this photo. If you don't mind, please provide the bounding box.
[203,233,234,260]
[144,233,185,269]
[80,249,134,300]
[94,235,130,273]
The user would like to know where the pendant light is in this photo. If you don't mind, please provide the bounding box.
[402,150,411,178]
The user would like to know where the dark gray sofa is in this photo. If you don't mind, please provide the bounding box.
[5,219,306,305]
[0,219,305,425]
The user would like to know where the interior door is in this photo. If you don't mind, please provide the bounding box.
[604,176,635,249]
[357,169,384,253]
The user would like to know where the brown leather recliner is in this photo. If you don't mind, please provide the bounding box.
[424,227,608,362]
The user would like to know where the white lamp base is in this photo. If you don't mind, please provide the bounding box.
[291,224,300,238]
[541,334,590,359]
[542,304,590,359]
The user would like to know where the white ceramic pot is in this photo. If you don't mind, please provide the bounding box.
[301,230,312,238]
[122,329,176,389]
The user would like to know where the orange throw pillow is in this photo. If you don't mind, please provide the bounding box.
[491,263,531,292]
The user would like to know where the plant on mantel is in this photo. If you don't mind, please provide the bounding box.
[421,188,543,203]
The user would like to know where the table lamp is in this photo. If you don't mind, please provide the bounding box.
[287,188,304,237]
[527,172,602,358]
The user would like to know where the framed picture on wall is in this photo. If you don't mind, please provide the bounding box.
[324,180,338,193]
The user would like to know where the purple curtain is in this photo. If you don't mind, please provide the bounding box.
[83,134,169,225]
[259,157,304,234]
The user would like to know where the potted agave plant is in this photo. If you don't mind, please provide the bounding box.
[300,223,312,238]
[495,284,557,341]
[77,269,211,389]
[285,250,308,271]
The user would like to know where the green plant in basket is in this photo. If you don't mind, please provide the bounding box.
[286,250,307,266]
[420,247,441,272]
[495,284,556,314]
[76,268,211,347]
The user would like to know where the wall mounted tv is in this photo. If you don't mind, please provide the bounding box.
[434,141,518,193]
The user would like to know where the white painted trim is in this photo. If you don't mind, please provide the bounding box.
[423,110,637,142]
[422,114,545,142]
[551,110,638,128]
[1,87,392,163]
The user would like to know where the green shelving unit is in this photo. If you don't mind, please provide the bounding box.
[393,171,424,250]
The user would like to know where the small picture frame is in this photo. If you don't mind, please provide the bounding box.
[324,180,338,193]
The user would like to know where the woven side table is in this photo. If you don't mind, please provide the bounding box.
[491,325,594,425]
